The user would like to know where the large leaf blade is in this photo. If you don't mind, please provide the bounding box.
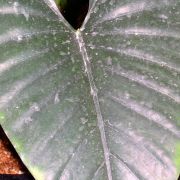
[0,0,180,179]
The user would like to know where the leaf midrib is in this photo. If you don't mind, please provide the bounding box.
[75,30,113,180]
[44,0,113,178]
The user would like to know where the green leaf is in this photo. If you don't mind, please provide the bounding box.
[0,0,180,179]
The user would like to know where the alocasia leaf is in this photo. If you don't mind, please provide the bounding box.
[0,0,180,179]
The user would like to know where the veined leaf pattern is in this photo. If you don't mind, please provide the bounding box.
[0,0,179,179]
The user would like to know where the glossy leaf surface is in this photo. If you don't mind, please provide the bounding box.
[0,0,180,179]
